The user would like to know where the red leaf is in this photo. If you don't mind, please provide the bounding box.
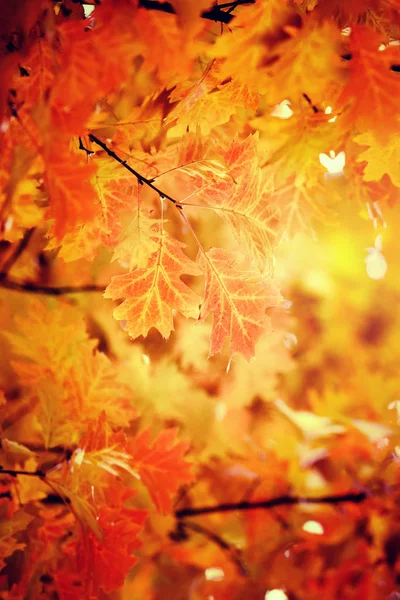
[127,428,193,514]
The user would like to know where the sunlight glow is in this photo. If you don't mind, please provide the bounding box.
[215,402,227,422]
[302,520,324,535]
[284,332,297,349]
[4,216,13,232]
[319,150,345,175]
[271,99,293,119]
[388,400,400,424]
[83,4,95,17]
[74,448,85,466]
[141,354,151,366]
[365,235,387,280]
[265,590,289,600]
[205,567,225,582]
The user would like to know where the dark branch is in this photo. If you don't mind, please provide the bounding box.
[0,279,105,295]
[0,467,46,478]
[138,0,255,24]
[88,134,183,209]
[170,520,248,576]
[0,228,35,280]
[175,491,368,519]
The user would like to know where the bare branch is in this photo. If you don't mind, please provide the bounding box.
[0,467,46,478]
[170,520,248,576]
[175,491,368,519]
[0,228,35,280]
[138,0,255,24]
[0,279,105,295]
[88,134,183,209]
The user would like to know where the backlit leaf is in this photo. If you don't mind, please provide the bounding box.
[198,248,282,359]
[127,427,193,513]
[104,228,201,339]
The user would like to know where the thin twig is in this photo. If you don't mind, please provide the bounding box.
[0,467,46,478]
[0,228,35,280]
[138,0,255,24]
[175,491,368,519]
[88,134,183,209]
[183,520,248,576]
[0,279,105,295]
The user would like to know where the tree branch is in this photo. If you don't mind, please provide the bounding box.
[0,467,46,478]
[138,0,255,24]
[0,279,105,295]
[175,491,368,519]
[0,228,35,281]
[88,134,183,209]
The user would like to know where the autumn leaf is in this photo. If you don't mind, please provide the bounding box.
[104,227,201,339]
[338,26,400,140]
[265,18,343,106]
[270,178,335,238]
[354,131,400,187]
[0,509,33,571]
[44,143,99,240]
[77,503,147,594]
[168,60,258,135]
[211,0,294,92]
[198,248,282,359]
[183,134,281,271]
[111,209,161,270]
[127,427,193,513]
[49,5,138,132]
[134,9,192,85]
[6,299,94,387]
[66,347,137,429]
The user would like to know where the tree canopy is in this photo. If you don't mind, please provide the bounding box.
[1,1,400,598]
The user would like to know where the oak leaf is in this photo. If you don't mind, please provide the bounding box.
[355,131,400,187]
[77,503,147,594]
[186,134,281,271]
[197,248,282,359]
[111,209,161,270]
[66,348,137,429]
[211,0,294,92]
[50,6,137,132]
[104,228,201,340]
[265,19,343,106]
[134,9,191,85]
[126,427,193,513]
[168,61,258,135]
[45,143,99,240]
[338,26,400,140]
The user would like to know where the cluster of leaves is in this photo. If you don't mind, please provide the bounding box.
[2,0,400,598]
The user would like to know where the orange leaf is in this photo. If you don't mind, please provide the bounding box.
[0,510,33,571]
[66,348,137,429]
[104,228,201,339]
[338,26,400,139]
[45,144,99,240]
[127,428,193,513]
[77,503,147,595]
[198,248,282,359]
[191,134,280,271]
